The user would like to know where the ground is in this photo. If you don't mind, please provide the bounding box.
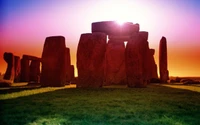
[0,82,200,125]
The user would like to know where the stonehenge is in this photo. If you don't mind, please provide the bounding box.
[77,33,107,88]
[159,37,169,83]
[1,21,169,88]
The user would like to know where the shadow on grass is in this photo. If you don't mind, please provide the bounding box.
[0,86,41,94]
[0,85,200,125]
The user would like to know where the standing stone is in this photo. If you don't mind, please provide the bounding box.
[20,55,41,82]
[69,65,75,81]
[65,47,71,84]
[104,40,126,85]
[148,49,158,79]
[20,58,30,82]
[67,65,75,84]
[3,52,15,81]
[77,33,106,88]
[125,33,148,88]
[159,36,169,83]
[29,60,40,83]
[40,36,67,87]
[138,32,149,85]
[14,56,21,82]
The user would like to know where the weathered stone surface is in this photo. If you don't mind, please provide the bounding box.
[104,40,126,85]
[23,55,41,61]
[108,35,131,41]
[138,31,148,41]
[77,33,106,88]
[40,36,67,87]
[125,33,148,88]
[14,56,21,82]
[66,65,75,84]
[139,32,149,85]
[3,52,15,81]
[92,21,139,35]
[29,60,40,83]
[148,49,158,79]
[20,58,30,82]
[65,47,71,84]
[159,36,169,83]
[69,65,75,81]
[70,65,75,79]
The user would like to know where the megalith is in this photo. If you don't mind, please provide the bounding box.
[3,52,15,81]
[159,36,169,83]
[138,31,150,84]
[125,32,149,88]
[20,55,41,82]
[20,58,30,82]
[40,36,68,87]
[69,65,75,81]
[14,56,21,82]
[92,21,139,35]
[65,47,71,84]
[148,49,158,79]
[77,33,107,88]
[29,60,40,83]
[104,40,126,85]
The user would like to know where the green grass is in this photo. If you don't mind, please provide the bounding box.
[0,85,200,125]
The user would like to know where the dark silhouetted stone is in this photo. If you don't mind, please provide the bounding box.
[104,40,126,85]
[77,33,106,88]
[108,35,131,41]
[65,47,71,84]
[14,56,21,82]
[148,49,158,79]
[20,55,41,82]
[29,60,40,83]
[20,58,30,82]
[159,36,169,83]
[3,52,15,81]
[68,65,75,83]
[125,33,148,88]
[138,32,150,85]
[40,36,67,87]
[92,21,139,35]
[23,55,41,61]
[150,78,160,83]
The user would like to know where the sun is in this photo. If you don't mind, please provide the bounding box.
[103,0,133,25]
[116,20,125,26]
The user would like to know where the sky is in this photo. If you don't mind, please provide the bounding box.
[0,0,200,77]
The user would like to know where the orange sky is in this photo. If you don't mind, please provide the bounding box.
[0,0,200,77]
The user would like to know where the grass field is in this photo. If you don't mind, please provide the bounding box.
[0,84,200,125]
